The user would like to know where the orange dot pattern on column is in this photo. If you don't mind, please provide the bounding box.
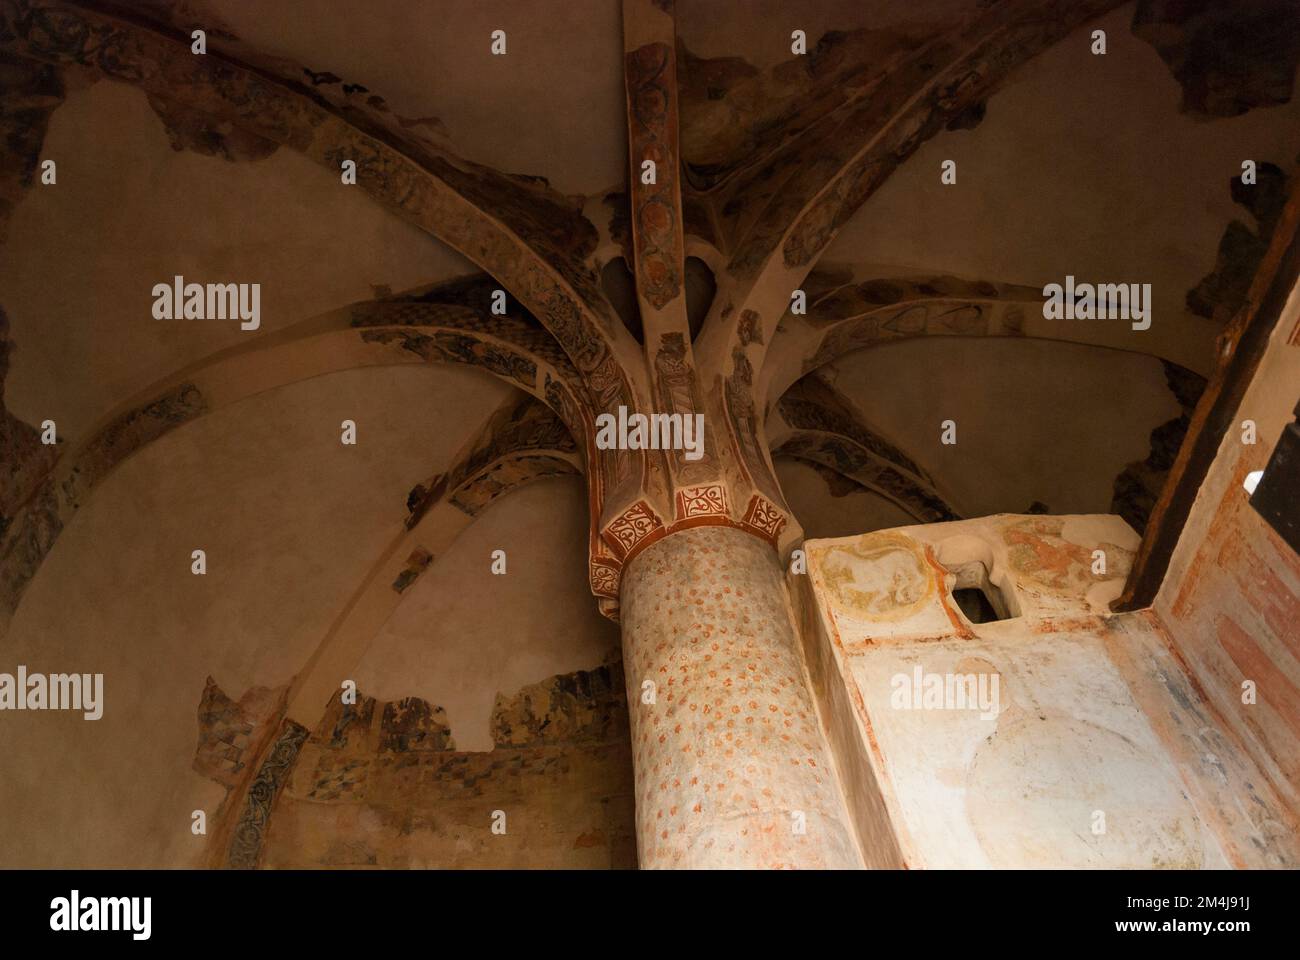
[619,525,860,868]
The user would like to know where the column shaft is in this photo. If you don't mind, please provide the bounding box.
[619,525,860,868]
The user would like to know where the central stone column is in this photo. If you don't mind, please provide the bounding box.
[619,525,861,868]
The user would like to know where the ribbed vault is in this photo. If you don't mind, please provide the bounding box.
[0,0,1295,631]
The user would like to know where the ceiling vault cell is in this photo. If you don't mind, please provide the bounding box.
[687,0,1125,400]
[197,392,580,867]
[0,277,585,634]
[282,393,581,734]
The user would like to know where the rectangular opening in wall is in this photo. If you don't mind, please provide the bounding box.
[938,549,1018,624]
[952,586,1006,624]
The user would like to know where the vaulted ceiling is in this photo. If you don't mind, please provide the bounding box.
[0,0,1297,864]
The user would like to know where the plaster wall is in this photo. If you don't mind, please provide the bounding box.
[797,512,1299,868]
[1154,277,1300,808]
[260,663,636,869]
[357,477,621,753]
